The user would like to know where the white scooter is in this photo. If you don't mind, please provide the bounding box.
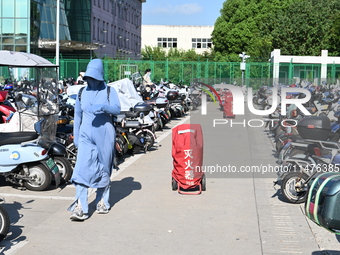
[0,118,60,191]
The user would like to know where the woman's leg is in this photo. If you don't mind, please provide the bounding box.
[76,184,89,214]
[95,185,111,211]
[68,183,89,220]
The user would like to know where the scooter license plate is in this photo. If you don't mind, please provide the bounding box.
[46,158,60,187]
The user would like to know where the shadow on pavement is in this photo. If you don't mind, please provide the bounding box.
[0,200,34,253]
[312,250,340,255]
[109,177,142,206]
[88,177,142,215]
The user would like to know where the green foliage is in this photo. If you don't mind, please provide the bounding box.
[141,46,167,61]
[212,0,340,58]
[269,0,340,56]
[141,46,214,62]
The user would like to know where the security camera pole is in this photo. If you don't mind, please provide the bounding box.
[239,52,250,86]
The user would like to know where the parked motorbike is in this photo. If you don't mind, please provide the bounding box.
[0,118,59,190]
[277,139,340,203]
[278,111,340,164]
[114,113,150,155]
[121,103,157,152]
[275,115,340,203]
[0,50,72,185]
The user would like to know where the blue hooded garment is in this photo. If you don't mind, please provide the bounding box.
[71,59,121,188]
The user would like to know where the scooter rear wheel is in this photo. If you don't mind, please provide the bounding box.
[23,163,52,191]
[115,135,127,157]
[66,143,77,168]
[136,129,155,151]
[53,156,73,184]
[281,171,309,203]
[0,205,9,242]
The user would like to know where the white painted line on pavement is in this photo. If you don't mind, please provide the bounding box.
[155,115,190,143]
[0,193,74,200]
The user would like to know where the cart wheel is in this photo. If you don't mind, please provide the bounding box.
[201,174,206,191]
[171,178,178,191]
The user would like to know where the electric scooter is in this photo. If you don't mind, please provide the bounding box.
[0,50,72,185]
[0,119,60,191]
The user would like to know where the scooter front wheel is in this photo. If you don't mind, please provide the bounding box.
[0,205,9,242]
[23,163,52,191]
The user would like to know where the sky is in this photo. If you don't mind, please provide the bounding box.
[142,0,225,26]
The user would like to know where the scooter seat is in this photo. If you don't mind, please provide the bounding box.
[0,131,38,146]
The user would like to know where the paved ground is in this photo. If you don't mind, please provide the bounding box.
[0,102,339,255]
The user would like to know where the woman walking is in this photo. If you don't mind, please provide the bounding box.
[68,59,121,221]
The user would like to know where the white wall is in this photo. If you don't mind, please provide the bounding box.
[141,25,214,54]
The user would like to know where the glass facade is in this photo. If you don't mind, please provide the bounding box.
[0,0,70,54]
[35,0,70,40]
[0,0,144,59]
[64,0,91,43]
[0,0,30,52]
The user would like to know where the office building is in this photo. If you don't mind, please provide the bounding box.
[141,25,214,54]
[0,0,145,59]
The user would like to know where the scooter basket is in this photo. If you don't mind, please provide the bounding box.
[297,116,331,141]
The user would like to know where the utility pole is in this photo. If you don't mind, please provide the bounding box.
[56,0,60,77]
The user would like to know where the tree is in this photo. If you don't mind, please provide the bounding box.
[141,46,167,61]
[141,46,215,62]
[212,0,340,58]
[268,0,340,56]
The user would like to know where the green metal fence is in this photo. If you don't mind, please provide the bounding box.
[57,59,270,87]
[1,59,340,89]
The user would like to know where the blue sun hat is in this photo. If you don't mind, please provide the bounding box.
[83,59,104,81]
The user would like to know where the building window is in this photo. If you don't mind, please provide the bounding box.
[97,18,100,41]
[93,17,96,40]
[157,38,177,48]
[192,38,212,49]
